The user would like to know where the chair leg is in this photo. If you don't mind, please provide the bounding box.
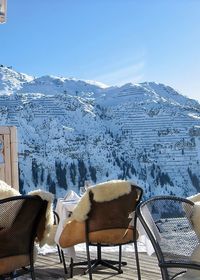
[72,243,126,277]
[70,257,74,278]
[118,245,123,273]
[84,244,126,275]
[29,250,36,280]
[61,249,68,274]
[30,268,36,280]
[85,241,93,280]
[57,245,62,263]
[134,240,141,280]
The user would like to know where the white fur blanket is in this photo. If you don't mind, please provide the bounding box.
[0,180,20,198]
[180,193,200,279]
[28,189,54,247]
[70,180,134,222]
[187,193,200,237]
[0,180,54,247]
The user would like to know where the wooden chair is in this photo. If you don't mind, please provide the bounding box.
[136,196,200,280]
[0,195,47,279]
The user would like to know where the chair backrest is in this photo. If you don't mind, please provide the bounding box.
[137,196,200,280]
[87,185,142,233]
[0,195,47,259]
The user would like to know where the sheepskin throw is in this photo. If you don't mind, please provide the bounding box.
[187,193,200,238]
[0,180,20,198]
[179,193,200,279]
[69,180,134,222]
[28,189,54,247]
[0,180,54,247]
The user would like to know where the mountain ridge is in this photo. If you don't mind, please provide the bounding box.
[0,65,200,199]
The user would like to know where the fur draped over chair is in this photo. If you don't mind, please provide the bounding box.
[180,193,200,280]
[59,180,141,248]
[0,180,54,247]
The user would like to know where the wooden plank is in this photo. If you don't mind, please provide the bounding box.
[0,135,5,182]
[0,163,5,182]
[17,250,161,280]
[3,134,12,186]
[0,135,4,162]
[9,126,19,190]
[0,126,11,134]
[0,126,19,189]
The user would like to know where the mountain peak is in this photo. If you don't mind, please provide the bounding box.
[0,66,199,110]
[139,82,199,107]
[0,65,33,95]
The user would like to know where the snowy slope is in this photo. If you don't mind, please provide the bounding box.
[0,65,200,200]
[18,75,105,96]
[0,65,33,94]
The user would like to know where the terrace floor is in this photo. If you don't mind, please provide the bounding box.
[21,249,161,279]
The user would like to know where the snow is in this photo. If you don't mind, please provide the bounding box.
[0,65,200,200]
[84,79,109,89]
[188,113,200,120]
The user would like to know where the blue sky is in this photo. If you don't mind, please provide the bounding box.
[1,0,200,101]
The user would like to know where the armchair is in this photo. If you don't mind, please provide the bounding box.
[136,196,200,280]
[0,195,47,279]
[59,180,143,280]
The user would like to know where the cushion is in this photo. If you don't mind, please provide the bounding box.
[59,220,138,248]
[0,254,29,275]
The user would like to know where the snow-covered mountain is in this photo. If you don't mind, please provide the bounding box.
[0,65,33,94]
[0,65,200,200]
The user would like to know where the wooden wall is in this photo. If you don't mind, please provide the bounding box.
[0,126,19,190]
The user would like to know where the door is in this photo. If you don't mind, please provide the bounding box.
[0,126,19,190]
